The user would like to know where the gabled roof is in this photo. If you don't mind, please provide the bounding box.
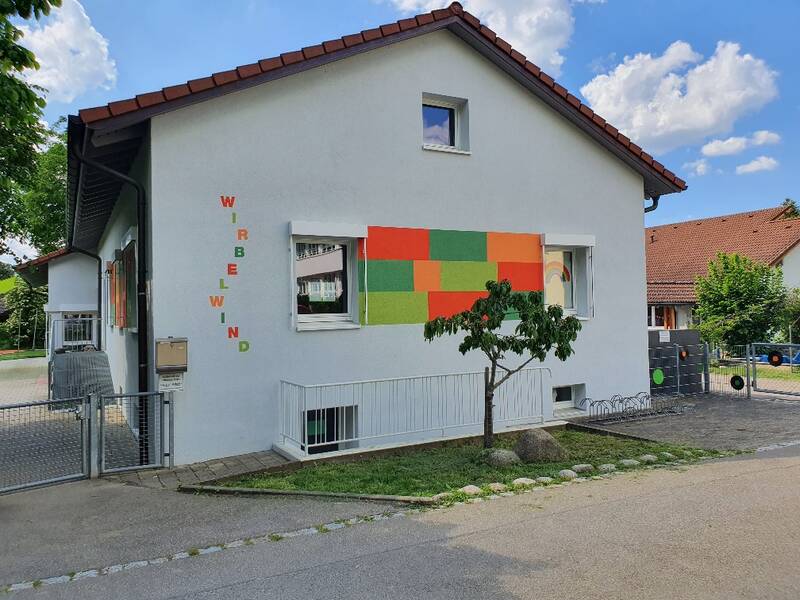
[14,247,71,287]
[68,2,685,252]
[646,206,800,304]
[73,2,684,194]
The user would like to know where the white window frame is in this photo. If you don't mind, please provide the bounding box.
[291,236,360,332]
[421,93,470,155]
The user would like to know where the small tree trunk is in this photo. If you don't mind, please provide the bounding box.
[484,365,495,448]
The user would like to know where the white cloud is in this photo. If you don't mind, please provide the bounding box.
[18,0,116,103]
[423,124,450,145]
[701,136,748,157]
[682,158,710,176]
[581,41,778,154]
[701,129,780,156]
[387,0,577,76]
[751,129,781,146]
[735,155,778,175]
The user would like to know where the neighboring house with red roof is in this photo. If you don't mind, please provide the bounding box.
[646,205,800,330]
[57,2,684,465]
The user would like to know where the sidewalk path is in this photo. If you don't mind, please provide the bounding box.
[0,358,48,405]
[6,448,800,598]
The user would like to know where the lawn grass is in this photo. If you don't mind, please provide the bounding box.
[0,276,15,295]
[711,363,800,382]
[0,349,46,361]
[227,429,715,497]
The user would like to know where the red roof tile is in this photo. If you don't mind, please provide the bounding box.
[646,205,800,304]
[75,1,685,191]
[14,248,70,271]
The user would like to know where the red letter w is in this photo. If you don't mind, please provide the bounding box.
[220,195,236,208]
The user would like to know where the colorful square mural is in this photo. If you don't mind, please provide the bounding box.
[358,226,544,325]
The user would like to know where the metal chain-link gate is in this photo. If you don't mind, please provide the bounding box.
[649,343,751,398]
[1,392,172,494]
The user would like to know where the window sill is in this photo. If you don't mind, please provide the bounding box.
[422,144,471,156]
[296,321,361,332]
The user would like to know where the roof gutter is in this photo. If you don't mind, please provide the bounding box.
[70,140,151,464]
[644,195,660,213]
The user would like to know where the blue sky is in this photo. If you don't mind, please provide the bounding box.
[24,0,800,231]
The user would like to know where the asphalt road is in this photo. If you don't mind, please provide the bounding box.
[7,447,800,599]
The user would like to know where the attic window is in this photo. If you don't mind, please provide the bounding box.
[421,93,469,154]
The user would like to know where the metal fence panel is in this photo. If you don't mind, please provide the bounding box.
[749,343,800,396]
[708,344,750,397]
[281,368,549,456]
[100,392,164,473]
[0,397,88,494]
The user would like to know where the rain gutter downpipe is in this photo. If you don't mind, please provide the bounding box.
[70,141,150,463]
[644,195,660,213]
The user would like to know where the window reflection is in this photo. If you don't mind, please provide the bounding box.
[295,242,348,315]
[422,104,455,146]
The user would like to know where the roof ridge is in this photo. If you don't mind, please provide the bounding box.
[74,2,685,192]
[648,205,786,231]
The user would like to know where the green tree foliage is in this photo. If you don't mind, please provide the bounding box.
[15,118,66,253]
[0,277,46,349]
[781,198,799,219]
[0,260,14,279]
[424,280,581,448]
[695,253,786,346]
[0,0,61,256]
[778,288,800,343]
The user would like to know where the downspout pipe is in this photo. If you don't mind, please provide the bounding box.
[68,246,103,351]
[70,142,150,464]
[644,195,660,213]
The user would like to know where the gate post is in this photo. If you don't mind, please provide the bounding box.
[674,344,681,395]
[703,343,710,393]
[89,394,100,479]
[746,345,752,399]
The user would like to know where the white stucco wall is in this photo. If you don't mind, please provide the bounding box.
[675,305,694,330]
[781,245,800,290]
[46,253,97,313]
[148,30,650,464]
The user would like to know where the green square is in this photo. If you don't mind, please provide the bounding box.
[429,230,486,261]
[366,292,428,325]
[440,261,497,291]
[365,260,414,292]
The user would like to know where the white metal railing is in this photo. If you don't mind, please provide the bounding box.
[280,368,550,456]
[48,318,100,356]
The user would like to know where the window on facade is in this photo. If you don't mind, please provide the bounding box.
[422,104,455,146]
[647,305,675,329]
[421,94,469,152]
[544,244,594,318]
[544,249,575,310]
[107,242,137,329]
[295,240,352,322]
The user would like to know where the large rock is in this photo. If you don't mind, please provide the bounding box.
[484,448,521,467]
[514,429,569,463]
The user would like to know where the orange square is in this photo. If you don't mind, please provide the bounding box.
[413,260,441,291]
[487,232,542,263]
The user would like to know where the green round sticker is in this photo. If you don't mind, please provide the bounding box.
[652,368,665,385]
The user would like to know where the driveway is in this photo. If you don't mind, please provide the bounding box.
[5,448,800,599]
[0,358,48,404]
[584,393,800,451]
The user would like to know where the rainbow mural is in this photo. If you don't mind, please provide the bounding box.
[357,226,544,325]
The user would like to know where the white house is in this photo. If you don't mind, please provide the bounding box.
[16,248,100,357]
[56,2,684,465]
